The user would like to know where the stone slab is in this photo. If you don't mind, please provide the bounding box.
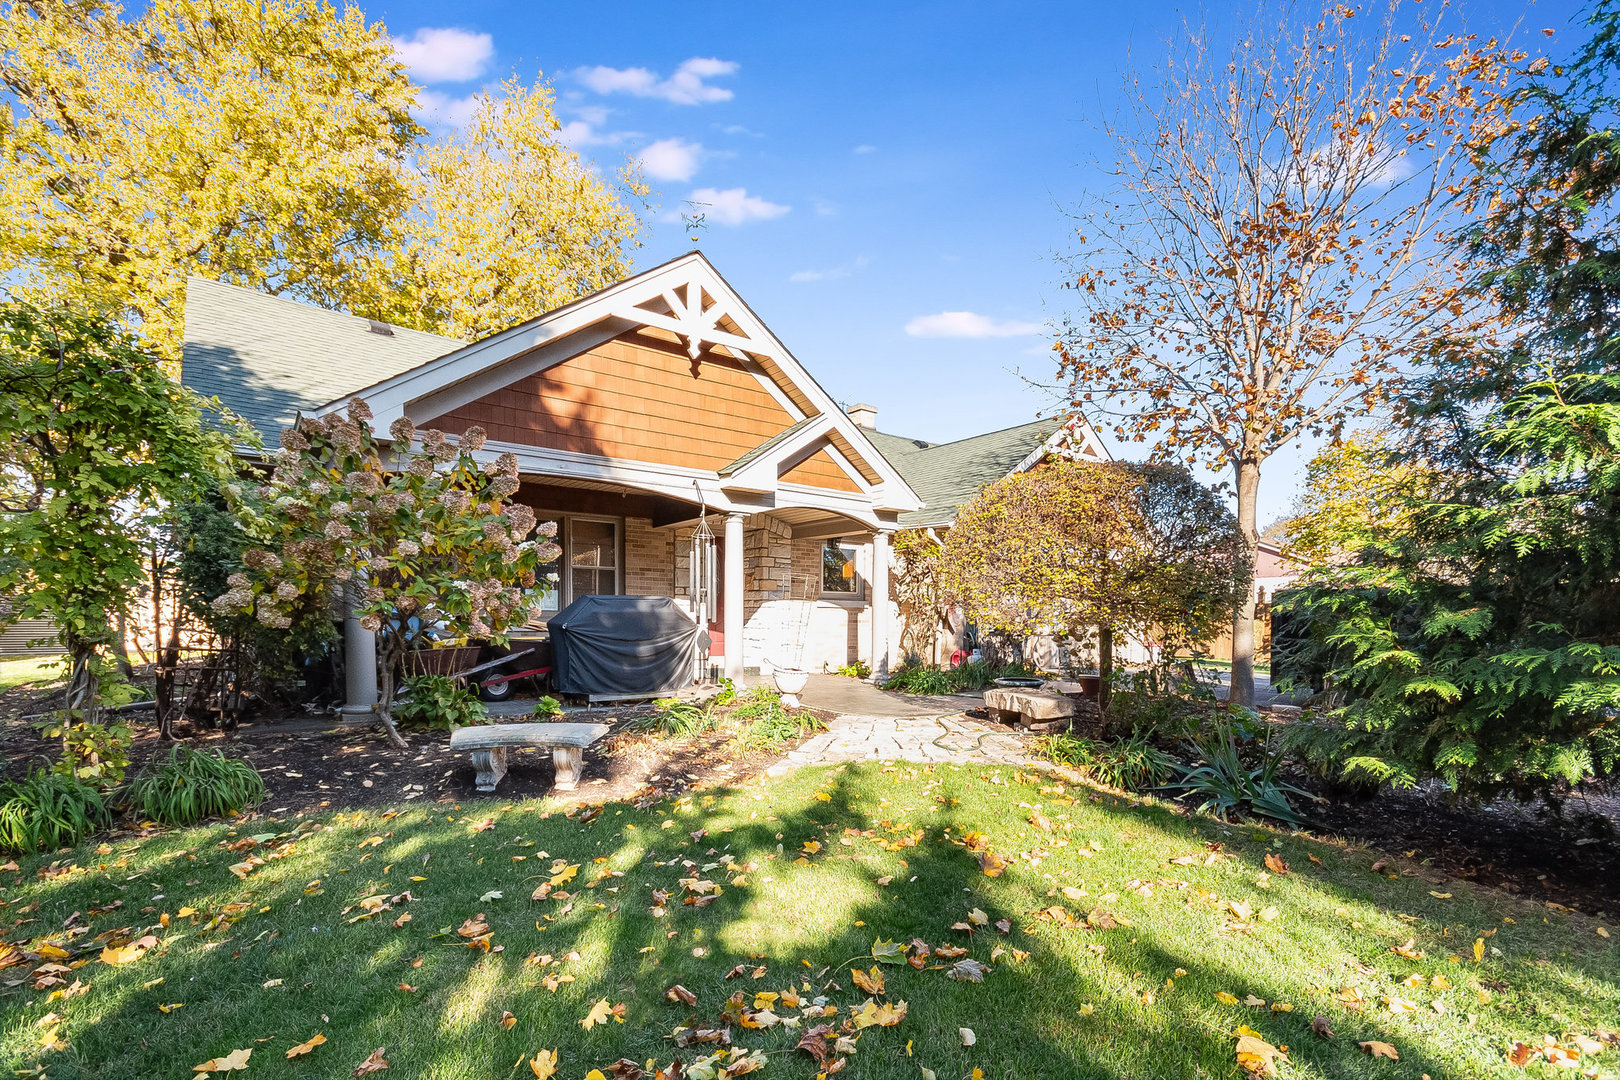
[982,687,1077,721]
[449,722,609,751]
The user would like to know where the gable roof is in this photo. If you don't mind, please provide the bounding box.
[180,254,923,523]
[182,277,462,444]
[872,418,1060,528]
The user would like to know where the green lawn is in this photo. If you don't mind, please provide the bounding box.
[1,763,1615,1079]
[0,655,64,693]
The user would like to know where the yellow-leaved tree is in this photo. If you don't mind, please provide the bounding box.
[0,0,646,356]
[395,78,647,341]
[0,0,420,359]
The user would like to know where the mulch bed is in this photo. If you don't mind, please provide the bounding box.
[1291,774,1620,916]
[0,678,826,813]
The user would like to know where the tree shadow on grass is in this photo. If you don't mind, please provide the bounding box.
[4,761,1618,1079]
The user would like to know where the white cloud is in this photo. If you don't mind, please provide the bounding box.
[558,118,639,148]
[790,255,869,283]
[904,311,1046,338]
[811,197,838,217]
[853,144,876,154]
[638,138,703,182]
[394,27,494,84]
[687,187,789,226]
[578,57,738,105]
[416,88,485,129]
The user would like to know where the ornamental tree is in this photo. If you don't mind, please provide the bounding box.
[217,399,559,747]
[940,460,1247,713]
[0,302,234,734]
[1056,0,1520,706]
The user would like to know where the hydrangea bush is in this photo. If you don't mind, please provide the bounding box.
[215,398,560,745]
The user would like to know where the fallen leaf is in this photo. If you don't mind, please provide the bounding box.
[946,959,989,982]
[796,1023,833,1064]
[529,1049,559,1079]
[581,998,615,1029]
[852,966,885,995]
[1215,991,1241,1005]
[498,1011,517,1029]
[1235,1034,1288,1076]
[959,1028,976,1047]
[286,1033,326,1059]
[1359,1041,1399,1061]
[101,942,145,966]
[193,1048,251,1073]
[1310,1015,1333,1039]
[1264,854,1289,875]
[871,938,907,965]
[666,984,697,1006]
[353,1047,390,1075]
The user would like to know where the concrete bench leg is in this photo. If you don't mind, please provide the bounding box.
[470,747,508,792]
[552,746,583,791]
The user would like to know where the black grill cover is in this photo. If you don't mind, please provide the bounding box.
[548,595,700,696]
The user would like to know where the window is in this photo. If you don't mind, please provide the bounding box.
[533,517,562,616]
[569,518,620,598]
[523,515,620,626]
[821,540,860,596]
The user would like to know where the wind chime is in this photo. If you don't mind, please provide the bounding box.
[689,481,717,682]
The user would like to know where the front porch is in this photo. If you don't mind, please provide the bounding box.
[511,476,896,680]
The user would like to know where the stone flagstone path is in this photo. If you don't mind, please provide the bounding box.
[765,712,1036,776]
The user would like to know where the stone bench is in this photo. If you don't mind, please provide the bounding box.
[449,722,610,793]
[982,687,1077,732]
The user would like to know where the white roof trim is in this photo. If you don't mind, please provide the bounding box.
[1013,414,1112,474]
[319,251,920,512]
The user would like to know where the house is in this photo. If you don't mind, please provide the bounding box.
[185,251,942,694]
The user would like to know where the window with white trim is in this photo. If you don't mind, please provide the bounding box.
[821,540,860,597]
[523,514,622,626]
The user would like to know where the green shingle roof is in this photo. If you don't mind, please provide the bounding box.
[181,277,463,445]
[868,418,1058,528]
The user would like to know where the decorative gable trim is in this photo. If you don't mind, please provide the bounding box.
[318,251,919,513]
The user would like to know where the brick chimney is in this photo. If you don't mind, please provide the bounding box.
[846,402,877,429]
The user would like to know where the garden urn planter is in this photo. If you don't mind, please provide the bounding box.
[772,668,809,707]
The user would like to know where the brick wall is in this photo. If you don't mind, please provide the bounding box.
[624,517,675,598]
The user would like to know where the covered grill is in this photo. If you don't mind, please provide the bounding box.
[547,595,701,697]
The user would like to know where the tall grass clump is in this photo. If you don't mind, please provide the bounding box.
[0,765,109,853]
[124,745,266,826]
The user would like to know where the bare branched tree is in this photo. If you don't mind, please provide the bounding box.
[1057,0,1520,704]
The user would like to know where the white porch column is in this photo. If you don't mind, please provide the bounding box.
[869,529,892,679]
[723,512,746,681]
[340,593,378,718]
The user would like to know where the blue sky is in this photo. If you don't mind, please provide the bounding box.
[375,0,1579,525]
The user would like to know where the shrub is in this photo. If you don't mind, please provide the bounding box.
[1034,732,1176,791]
[629,698,717,738]
[833,661,870,679]
[532,695,564,719]
[885,660,1041,696]
[734,688,826,747]
[33,714,133,787]
[1167,718,1310,825]
[123,745,266,826]
[884,663,957,695]
[394,674,489,730]
[0,766,110,853]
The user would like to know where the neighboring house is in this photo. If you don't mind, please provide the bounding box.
[1199,539,1301,663]
[184,252,930,686]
